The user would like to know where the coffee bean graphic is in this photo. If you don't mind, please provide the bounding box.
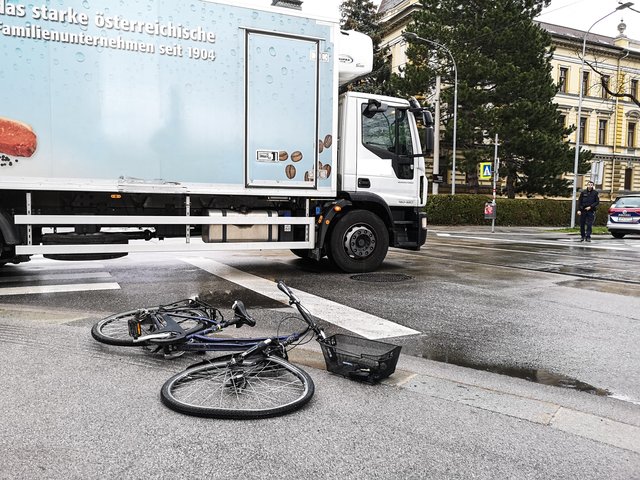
[324,164,331,178]
[279,151,288,161]
[285,164,296,179]
[318,140,324,154]
[323,134,332,149]
[291,151,303,162]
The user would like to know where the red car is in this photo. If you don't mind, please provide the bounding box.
[607,194,640,238]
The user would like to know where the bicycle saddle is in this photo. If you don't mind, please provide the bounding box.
[231,300,256,328]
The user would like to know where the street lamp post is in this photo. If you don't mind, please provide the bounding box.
[403,32,458,194]
[570,2,634,228]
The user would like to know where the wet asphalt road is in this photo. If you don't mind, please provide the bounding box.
[1,227,639,479]
[1,227,638,403]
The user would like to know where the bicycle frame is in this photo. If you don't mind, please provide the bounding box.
[131,281,325,354]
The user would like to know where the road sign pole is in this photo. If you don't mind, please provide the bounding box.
[492,134,499,233]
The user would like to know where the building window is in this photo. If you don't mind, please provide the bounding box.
[590,160,604,185]
[631,79,638,99]
[579,117,587,144]
[582,71,590,96]
[629,122,636,147]
[558,67,568,93]
[559,114,566,128]
[598,119,607,145]
[602,75,610,98]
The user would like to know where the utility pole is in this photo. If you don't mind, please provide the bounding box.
[402,32,458,195]
[432,75,441,195]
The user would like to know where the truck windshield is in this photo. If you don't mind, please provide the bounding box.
[361,106,414,179]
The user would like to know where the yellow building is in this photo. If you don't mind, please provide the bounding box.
[379,0,640,198]
[546,21,640,198]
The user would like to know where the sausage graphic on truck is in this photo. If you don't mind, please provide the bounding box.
[0,117,37,157]
[0,0,433,272]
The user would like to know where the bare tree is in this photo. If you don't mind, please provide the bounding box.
[583,58,640,108]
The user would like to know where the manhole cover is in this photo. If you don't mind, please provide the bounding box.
[350,273,412,283]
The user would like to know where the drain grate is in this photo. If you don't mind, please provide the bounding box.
[350,273,412,283]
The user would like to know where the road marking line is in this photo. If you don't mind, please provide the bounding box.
[0,283,120,296]
[13,263,107,271]
[22,256,107,268]
[180,257,420,340]
[439,233,631,252]
[0,272,113,284]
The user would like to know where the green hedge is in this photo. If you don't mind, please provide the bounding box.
[425,194,611,226]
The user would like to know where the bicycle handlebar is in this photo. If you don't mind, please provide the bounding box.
[276,281,326,340]
[277,280,299,304]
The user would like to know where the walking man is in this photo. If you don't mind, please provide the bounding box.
[577,180,600,242]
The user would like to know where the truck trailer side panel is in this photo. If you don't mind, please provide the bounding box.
[0,0,336,195]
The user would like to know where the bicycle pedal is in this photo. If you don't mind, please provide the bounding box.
[127,318,142,339]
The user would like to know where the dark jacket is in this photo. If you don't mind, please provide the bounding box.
[578,188,600,212]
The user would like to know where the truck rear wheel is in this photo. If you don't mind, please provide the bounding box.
[42,233,128,261]
[327,210,388,273]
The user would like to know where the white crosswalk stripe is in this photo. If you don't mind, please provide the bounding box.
[436,232,637,251]
[0,283,121,296]
[0,257,120,296]
[181,256,420,340]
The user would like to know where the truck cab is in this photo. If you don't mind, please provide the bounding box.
[302,92,428,273]
[339,92,427,209]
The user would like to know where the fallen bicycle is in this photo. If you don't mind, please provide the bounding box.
[92,281,402,419]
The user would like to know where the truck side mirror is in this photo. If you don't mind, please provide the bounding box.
[363,99,388,118]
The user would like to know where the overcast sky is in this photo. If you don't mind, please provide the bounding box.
[236,0,640,40]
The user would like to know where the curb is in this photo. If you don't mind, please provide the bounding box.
[290,347,640,455]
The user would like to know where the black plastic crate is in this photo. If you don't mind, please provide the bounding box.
[320,334,401,384]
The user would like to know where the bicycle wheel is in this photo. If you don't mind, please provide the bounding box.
[160,355,315,419]
[91,307,205,347]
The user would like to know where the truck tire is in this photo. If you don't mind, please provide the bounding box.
[327,210,389,273]
[42,233,128,261]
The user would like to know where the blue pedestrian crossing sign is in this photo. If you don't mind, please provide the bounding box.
[479,162,492,180]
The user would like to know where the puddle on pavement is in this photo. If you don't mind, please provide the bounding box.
[350,273,413,283]
[198,288,284,309]
[424,352,611,397]
[557,279,640,297]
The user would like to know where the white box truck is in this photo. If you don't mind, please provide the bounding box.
[0,0,432,272]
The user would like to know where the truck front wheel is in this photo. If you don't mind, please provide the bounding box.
[327,210,389,273]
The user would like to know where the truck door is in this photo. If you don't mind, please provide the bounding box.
[245,32,318,188]
[356,102,420,206]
